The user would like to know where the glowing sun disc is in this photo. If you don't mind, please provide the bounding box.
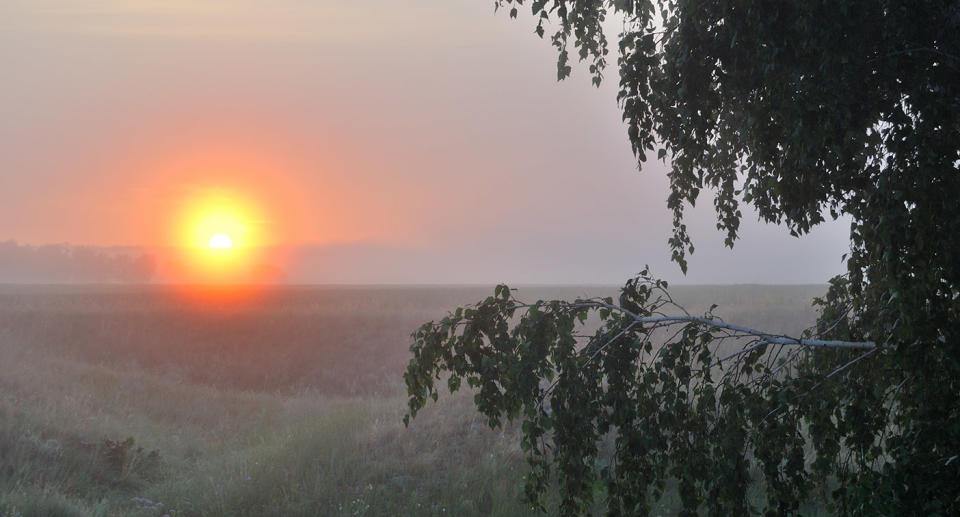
[208,233,233,249]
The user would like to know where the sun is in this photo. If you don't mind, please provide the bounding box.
[167,188,270,283]
[208,233,233,249]
[174,192,257,251]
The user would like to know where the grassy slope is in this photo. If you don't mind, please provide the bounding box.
[0,284,823,516]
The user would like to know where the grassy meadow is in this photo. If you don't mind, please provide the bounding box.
[0,284,824,516]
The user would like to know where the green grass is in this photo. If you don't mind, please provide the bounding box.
[0,284,825,516]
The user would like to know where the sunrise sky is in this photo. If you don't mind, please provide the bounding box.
[0,0,850,284]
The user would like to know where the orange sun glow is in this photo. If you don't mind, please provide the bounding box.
[168,189,271,284]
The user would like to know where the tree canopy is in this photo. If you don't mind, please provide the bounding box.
[404,1,960,514]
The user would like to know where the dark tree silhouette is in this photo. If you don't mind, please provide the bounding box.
[405,2,960,515]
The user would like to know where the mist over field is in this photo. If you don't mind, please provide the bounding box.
[0,284,824,515]
[0,242,155,284]
[0,240,845,286]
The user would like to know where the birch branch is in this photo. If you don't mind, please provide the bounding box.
[553,301,878,350]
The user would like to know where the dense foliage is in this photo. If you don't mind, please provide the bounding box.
[405,1,960,515]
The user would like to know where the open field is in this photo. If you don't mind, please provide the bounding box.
[0,284,824,516]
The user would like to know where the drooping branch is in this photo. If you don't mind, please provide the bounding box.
[404,276,896,515]
[514,300,878,350]
[591,305,876,349]
[519,297,877,407]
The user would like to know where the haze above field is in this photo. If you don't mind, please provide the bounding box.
[0,0,849,284]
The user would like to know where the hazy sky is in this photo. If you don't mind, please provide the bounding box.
[0,0,850,284]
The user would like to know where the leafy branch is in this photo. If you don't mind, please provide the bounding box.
[403,271,890,515]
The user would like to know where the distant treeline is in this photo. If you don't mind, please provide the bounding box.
[0,241,155,283]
